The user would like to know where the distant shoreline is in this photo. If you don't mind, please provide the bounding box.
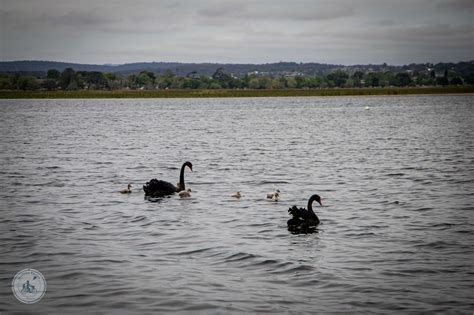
[1,87,473,99]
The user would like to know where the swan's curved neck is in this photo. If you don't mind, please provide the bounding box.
[307,199,315,214]
[179,164,186,191]
[307,196,319,220]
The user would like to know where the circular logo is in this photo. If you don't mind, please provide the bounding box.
[12,269,47,304]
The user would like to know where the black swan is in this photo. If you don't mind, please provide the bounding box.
[287,194,322,232]
[143,161,193,198]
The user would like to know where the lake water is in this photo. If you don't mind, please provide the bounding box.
[0,95,473,313]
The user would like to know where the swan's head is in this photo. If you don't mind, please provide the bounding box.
[184,161,193,172]
[310,194,323,207]
[127,184,132,189]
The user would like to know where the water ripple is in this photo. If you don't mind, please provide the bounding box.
[1,96,473,313]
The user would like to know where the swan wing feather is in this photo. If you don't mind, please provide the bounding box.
[143,178,177,197]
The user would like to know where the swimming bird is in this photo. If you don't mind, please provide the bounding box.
[143,161,193,198]
[120,184,132,194]
[178,188,192,198]
[267,189,280,201]
[231,191,242,199]
[287,194,323,232]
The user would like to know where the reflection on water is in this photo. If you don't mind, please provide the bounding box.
[1,96,473,313]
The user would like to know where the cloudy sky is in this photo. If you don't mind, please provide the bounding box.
[1,0,473,65]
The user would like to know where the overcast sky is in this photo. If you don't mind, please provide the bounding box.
[1,0,473,65]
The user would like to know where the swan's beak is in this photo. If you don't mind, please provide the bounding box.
[318,199,323,207]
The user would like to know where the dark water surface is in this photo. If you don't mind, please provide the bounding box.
[1,96,473,313]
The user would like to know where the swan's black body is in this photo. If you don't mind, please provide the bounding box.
[287,194,322,233]
[143,162,193,198]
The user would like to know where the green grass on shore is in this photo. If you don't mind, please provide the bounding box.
[0,86,473,99]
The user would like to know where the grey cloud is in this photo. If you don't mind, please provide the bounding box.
[0,7,113,31]
[0,9,37,30]
[1,0,472,65]
[390,23,474,41]
[254,5,354,21]
[1,4,189,35]
[197,1,246,18]
[371,19,396,27]
[436,0,474,10]
[197,1,354,21]
[47,9,119,28]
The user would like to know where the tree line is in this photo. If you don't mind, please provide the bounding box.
[0,66,471,91]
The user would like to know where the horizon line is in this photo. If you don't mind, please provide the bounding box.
[2,59,473,68]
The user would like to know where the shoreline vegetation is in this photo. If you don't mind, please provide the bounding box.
[2,61,473,99]
[0,86,473,99]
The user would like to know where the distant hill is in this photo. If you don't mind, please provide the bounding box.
[0,60,339,76]
[1,60,473,78]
